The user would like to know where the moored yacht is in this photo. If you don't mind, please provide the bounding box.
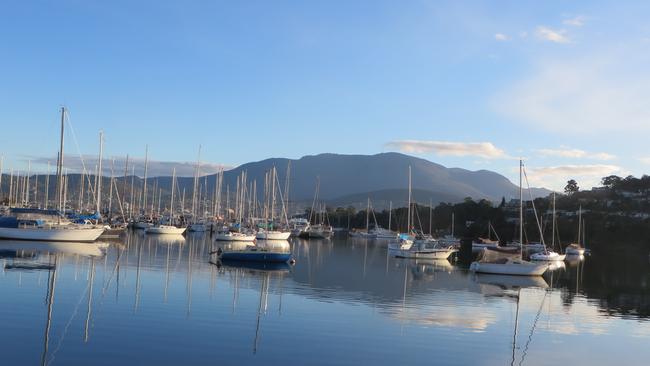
[0,208,105,242]
[469,160,548,276]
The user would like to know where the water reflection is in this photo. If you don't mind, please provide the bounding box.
[0,234,649,366]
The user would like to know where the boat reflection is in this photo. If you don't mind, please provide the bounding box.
[214,259,292,273]
[472,273,549,291]
[0,240,109,264]
[256,240,290,251]
[152,234,186,245]
[546,260,566,272]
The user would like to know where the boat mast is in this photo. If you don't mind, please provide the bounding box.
[366,197,370,233]
[170,168,176,226]
[552,192,556,251]
[284,161,291,220]
[407,166,411,234]
[191,145,201,224]
[142,145,149,217]
[55,107,65,215]
[519,159,523,260]
[451,213,455,237]
[0,155,3,203]
[96,130,104,218]
[429,198,433,235]
[388,201,392,232]
[44,162,50,209]
[578,205,582,247]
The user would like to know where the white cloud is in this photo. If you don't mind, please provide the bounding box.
[386,140,508,159]
[23,155,232,177]
[563,15,586,27]
[536,148,616,161]
[492,50,650,134]
[535,26,570,43]
[525,164,622,190]
[639,157,650,165]
[494,33,510,41]
[530,164,621,177]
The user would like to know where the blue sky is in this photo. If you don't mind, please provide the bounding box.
[1,0,649,189]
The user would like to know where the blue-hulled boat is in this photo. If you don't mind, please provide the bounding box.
[215,260,292,272]
[216,246,292,263]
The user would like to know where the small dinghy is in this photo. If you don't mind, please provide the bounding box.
[530,250,566,261]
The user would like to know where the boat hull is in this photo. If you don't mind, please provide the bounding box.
[530,252,566,261]
[255,231,291,240]
[133,222,153,230]
[214,233,256,242]
[0,227,105,243]
[469,262,548,276]
[219,251,291,263]
[392,248,456,260]
[304,230,333,239]
[145,226,187,235]
[187,223,208,232]
[472,243,499,253]
[565,247,586,256]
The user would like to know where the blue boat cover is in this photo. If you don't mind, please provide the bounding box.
[0,217,19,228]
[10,208,61,216]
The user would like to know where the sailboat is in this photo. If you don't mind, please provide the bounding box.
[0,107,105,242]
[565,206,587,256]
[388,166,457,260]
[472,221,500,253]
[187,146,208,232]
[352,198,397,239]
[470,160,548,276]
[530,192,566,261]
[132,146,154,229]
[256,166,291,240]
[437,213,461,247]
[301,178,333,239]
[146,168,186,235]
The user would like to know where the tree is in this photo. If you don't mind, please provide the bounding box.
[564,179,579,195]
[601,175,622,189]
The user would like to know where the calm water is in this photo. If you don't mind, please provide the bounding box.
[1,233,649,366]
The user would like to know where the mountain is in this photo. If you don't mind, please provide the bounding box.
[0,152,551,210]
[213,152,550,208]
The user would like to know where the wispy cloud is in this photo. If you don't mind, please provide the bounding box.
[21,155,232,177]
[563,15,586,27]
[530,164,621,177]
[639,157,650,165]
[492,49,650,134]
[386,140,508,159]
[536,148,616,161]
[535,26,570,43]
[526,164,622,190]
[494,33,510,41]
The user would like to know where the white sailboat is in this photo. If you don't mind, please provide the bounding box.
[389,166,457,260]
[530,192,566,261]
[301,178,333,239]
[187,146,208,232]
[565,206,587,256]
[472,221,500,253]
[256,166,291,240]
[146,168,186,235]
[470,160,548,276]
[0,107,104,242]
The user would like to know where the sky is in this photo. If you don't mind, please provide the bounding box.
[1,0,649,190]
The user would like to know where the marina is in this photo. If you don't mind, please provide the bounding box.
[1,1,649,364]
[0,233,648,365]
